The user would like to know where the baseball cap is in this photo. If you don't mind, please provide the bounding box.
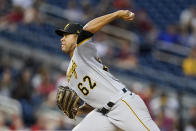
[55,23,83,36]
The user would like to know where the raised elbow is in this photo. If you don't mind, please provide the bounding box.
[83,24,96,34]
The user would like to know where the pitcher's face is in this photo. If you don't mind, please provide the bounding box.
[60,34,77,53]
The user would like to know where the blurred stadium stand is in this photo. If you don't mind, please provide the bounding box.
[0,0,196,130]
[134,0,196,29]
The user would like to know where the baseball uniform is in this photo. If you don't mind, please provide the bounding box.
[66,30,160,131]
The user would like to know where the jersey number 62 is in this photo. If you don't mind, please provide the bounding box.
[77,76,96,96]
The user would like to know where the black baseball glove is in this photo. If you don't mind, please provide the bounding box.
[56,86,83,119]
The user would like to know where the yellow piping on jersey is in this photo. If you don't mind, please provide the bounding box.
[77,38,91,46]
[121,99,150,131]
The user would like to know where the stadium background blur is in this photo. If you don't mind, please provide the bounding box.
[0,0,196,130]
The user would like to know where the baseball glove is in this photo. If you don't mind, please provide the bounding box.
[56,86,83,119]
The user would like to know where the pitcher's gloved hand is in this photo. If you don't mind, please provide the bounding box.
[56,86,83,119]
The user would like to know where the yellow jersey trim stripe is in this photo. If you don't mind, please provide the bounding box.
[77,38,91,46]
[121,99,150,131]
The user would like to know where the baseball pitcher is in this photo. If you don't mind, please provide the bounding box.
[55,10,160,131]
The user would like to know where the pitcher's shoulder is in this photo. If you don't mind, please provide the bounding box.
[77,30,94,47]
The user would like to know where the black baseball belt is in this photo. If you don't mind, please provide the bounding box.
[97,88,132,115]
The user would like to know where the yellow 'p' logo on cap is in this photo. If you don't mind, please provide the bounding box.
[64,24,70,30]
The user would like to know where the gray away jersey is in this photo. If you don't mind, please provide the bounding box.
[66,35,126,108]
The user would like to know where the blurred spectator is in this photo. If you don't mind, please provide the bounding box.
[43,111,64,130]
[95,0,113,16]
[23,0,43,24]
[0,0,12,17]
[31,111,46,131]
[187,31,196,47]
[116,40,137,69]
[0,0,43,29]
[11,68,33,100]
[189,106,196,121]
[131,82,144,95]
[113,0,133,10]
[0,67,13,97]
[155,108,176,131]
[56,71,68,88]
[12,0,34,9]
[32,67,42,90]
[183,47,196,76]
[11,68,36,125]
[23,57,39,71]
[81,0,97,21]
[64,0,84,22]
[0,96,24,129]
[150,92,179,120]
[180,5,196,46]
[179,28,192,46]
[39,91,58,112]
[158,24,180,44]
[135,10,153,34]
[95,32,109,58]
[180,5,196,34]
[9,114,25,130]
[185,118,196,131]
[56,116,74,130]
[0,95,22,117]
[145,26,158,44]
[36,67,55,97]
[141,86,156,118]
[0,6,23,30]
[32,110,65,130]
[185,105,196,131]
[0,111,9,131]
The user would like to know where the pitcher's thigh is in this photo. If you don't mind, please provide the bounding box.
[119,95,160,131]
[72,110,117,131]
[108,94,160,131]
